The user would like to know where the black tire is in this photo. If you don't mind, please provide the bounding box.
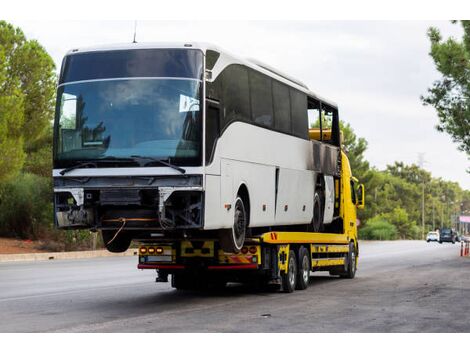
[296,246,310,290]
[171,273,195,290]
[312,191,324,232]
[426,240,430,243]
[281,250,297,293]
[340,242,357,279]
[219,196,247,253]
[101,230,132,253]
[439,241,442,244]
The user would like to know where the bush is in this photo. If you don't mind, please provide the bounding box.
[359,217,398,240]
[0,173,52,239]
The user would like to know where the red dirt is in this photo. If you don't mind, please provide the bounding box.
[0,238,48,254]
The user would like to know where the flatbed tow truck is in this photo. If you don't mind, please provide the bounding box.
[137,147,365,293]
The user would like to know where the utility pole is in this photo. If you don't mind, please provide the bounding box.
[418,153,426,239]
[432,200,435,230]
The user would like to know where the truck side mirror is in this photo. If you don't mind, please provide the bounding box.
[356,184,365,209]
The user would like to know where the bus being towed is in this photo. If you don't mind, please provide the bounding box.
[53,42,347,253]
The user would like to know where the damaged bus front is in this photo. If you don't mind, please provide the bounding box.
[53,46,205,252]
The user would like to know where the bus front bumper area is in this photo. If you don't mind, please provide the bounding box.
[53,185,204,231]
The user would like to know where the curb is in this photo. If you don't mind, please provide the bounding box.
[0,248,138,263]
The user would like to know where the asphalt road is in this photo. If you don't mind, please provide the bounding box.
[1,240,469,332]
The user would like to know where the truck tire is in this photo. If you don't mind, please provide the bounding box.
[296,246,310,290]
[171,273,194,290]
[340,242,357,279]
[101,230,132,253]
[219,196,247,253]
[281,250,297,293]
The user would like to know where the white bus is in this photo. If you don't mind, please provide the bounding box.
[53,42,342,253]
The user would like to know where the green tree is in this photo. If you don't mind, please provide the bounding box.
[422,21,470,156]
[0,21,56,182]
[341,122,369,179]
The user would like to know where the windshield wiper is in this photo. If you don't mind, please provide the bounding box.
[59,162,98,175]
[130,155,186,174]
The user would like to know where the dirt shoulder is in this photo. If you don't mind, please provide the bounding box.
[0,237,47,254]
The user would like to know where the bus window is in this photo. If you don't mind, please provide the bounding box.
[308,98,320,129]
[250,70,273,128]
[321,105,334,130]
[206,50,220,70]
[273,81,291,134]
[290,88,308,139]
[221,65,251,127]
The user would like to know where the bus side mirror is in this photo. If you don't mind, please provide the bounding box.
[356,184,365,209]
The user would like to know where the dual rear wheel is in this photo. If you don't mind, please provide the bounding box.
[281,246,310,293]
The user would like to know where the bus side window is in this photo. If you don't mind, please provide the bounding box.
[273,81,291,134]
[290,88,308,139]
[205,102,220,164]
[308,98,321,129]
[221,65,251,127]
[321,106,334,130]
[249,70,273,128]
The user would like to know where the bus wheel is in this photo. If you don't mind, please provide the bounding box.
[312,192,324,232]
[219,196,247,253]
[101,230,132,253]
[281,250,297,293]
[296,246,310,290]
[340,242,357,279]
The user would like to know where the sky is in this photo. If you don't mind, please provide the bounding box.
[9,20,470,190]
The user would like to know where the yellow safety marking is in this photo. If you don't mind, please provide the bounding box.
[261,232,349,245]
[180,241,214,258]
[278,244,290,274]
[310,244,349,253]
[217,247,261,265]
[311,258,345,267]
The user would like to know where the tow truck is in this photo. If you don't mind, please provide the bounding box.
[137,137,365,293]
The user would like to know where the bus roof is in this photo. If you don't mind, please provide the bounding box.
[65,42,338,109]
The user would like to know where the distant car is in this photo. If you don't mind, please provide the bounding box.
[439,228,457,244]
[426,231,439,242]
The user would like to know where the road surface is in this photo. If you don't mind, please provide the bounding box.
[1,240,469,332]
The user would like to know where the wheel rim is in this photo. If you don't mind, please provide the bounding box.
[232,198,246,250]
[288,257,296,288]
[302,255,309,284]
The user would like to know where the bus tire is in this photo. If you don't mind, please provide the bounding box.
[101,230,132,253]
[312,192,324,232]
[340,242,357,279]
[219,196,247,253]
[296,246,310,290]
[281,250,297,293]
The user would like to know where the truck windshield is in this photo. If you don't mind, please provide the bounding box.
[53,48,203,168]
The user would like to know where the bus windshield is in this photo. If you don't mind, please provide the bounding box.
[53,49,203,168]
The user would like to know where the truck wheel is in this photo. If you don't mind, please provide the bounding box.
[312,192,324,232]
[340,242,357,279]
[219,196,247,253]
[281,250,297,293]
[171,273,194,290]
[101,230,132,253]
[296,246,310,290]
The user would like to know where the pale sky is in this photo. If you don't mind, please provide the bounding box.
[9,20,470,190]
